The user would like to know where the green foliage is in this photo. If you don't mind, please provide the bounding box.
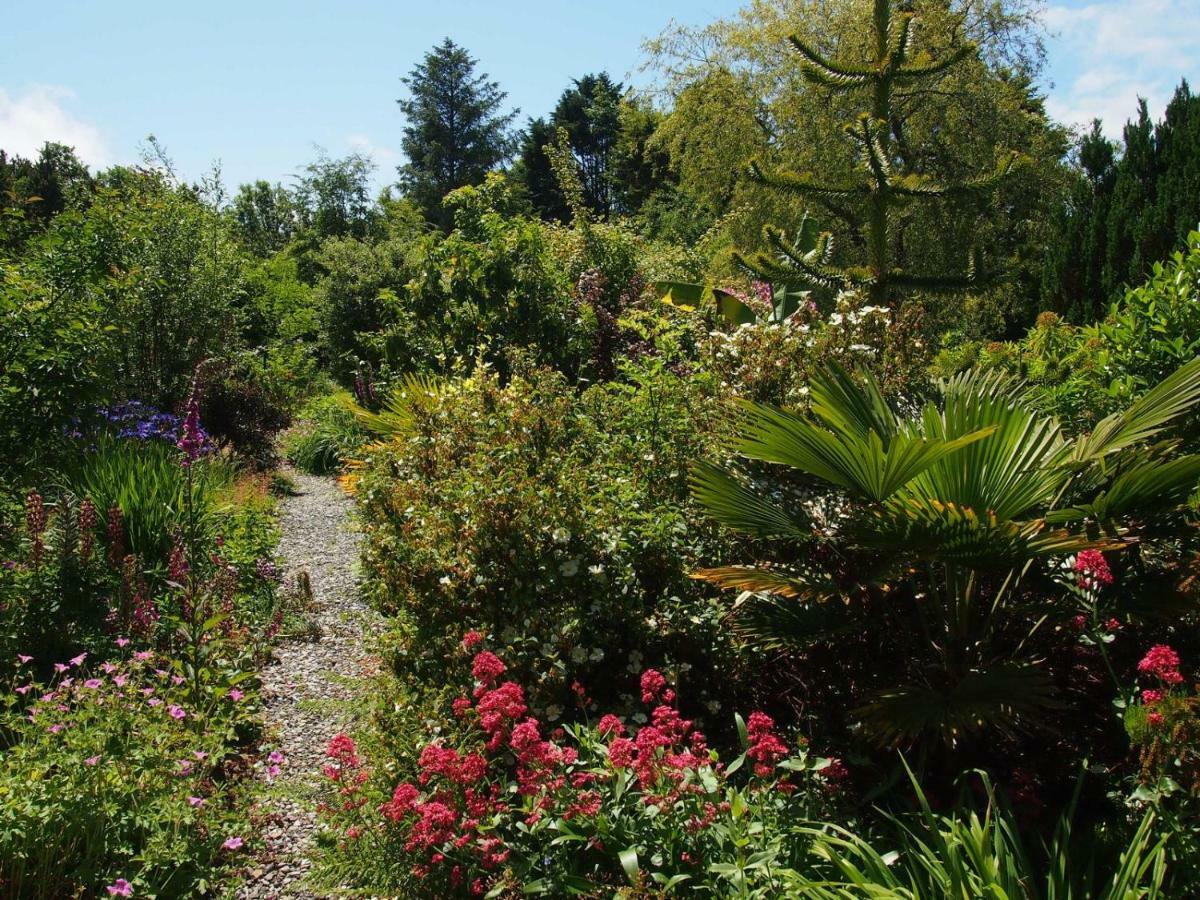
[942,232,1200,436]
[281,392,369,475]
[692,358,1200,754]
[1042,83,1200,321]
[0,651,259,898]
[61,437,234,574]
[196,354,293,469]
[397,38,518,229]
[348,360,738,718]
[797,771,1169,898]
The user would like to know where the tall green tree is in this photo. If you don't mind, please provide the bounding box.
[397,38,518,229]
[646,0,1067,331]
[1042,82,1200,321]
[0,142,93,248]
[739,0,1017,307]
[227,179,298,257]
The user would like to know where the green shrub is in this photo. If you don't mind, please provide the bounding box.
[61,436,234,575]
[0,650,260,898]
[281,392,369,474]
[312,646,843,897]
[349,360,740,721]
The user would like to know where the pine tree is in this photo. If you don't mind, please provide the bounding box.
[397,38,518,229]
[737,0,1017,307]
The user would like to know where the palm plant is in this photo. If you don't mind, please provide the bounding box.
[692,357,1200,751]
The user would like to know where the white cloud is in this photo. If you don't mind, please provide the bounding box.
[1043,0,1200,136]
[346,133,399,169]
[0,84,111,167]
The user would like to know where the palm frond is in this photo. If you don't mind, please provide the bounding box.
[855,664,1058,747]
[1070,355,1200,464]
[689,461,812,539]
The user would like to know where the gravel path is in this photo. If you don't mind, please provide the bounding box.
[237,472,377,899]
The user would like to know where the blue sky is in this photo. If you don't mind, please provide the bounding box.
[2,0,1197,191]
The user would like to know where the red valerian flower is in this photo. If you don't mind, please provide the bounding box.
[471,651,506,685]
[607,737,635,768]
[382,782,420,822]
[1147,711,1165,727]
[640,669,667,704]
[1074,549,1114,589]
[327,733,360,769]
[1142,689,1164,705]
[597,714,625,736]
[1138,644,1184,684]
[462,630,483,651]
[475,681,527,751]
[745,711,788,776]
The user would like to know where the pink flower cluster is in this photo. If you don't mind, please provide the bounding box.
[1138,644,1183,685]
[1074,550,1114,589]
[320,639,815,893]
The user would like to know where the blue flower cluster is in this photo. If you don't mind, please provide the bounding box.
[98,402,185,443]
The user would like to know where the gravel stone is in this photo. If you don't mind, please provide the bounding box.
[236,472,378,900]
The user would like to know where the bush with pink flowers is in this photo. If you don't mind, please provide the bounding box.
[0,648,259,898]
[312,646,846,896]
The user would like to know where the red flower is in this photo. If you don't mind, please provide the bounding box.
[475,681,527,751]
[327,733,359,768]
[382,782,421,821]
[462,630,483,650]
[1074,549,1113,589]
[597,714,625,736]
[1138,644,1184,684]
[745,712,788,776]
[640,669,667,704]
[1147,711,1165,727]
[1142,688,1164,705]
[471,651,506,685]
[608,737,635,768]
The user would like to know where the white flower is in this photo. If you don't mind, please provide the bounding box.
[559,559,579,577]
[588,564,605,576]
[438,575,452,585]
[545,705,563,721]
[551,527,571,544]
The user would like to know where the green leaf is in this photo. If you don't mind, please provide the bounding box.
[619,847,640,883]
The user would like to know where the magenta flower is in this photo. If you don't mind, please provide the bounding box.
[176,387,206,468]
[268,750,285,764]
[188,796,205,807]
[17,654,32,664]
[102,663,117,674]
[115,637,130,647]
[147,698,163,707]
[69,652,87,667]
[15,684,31,695]
[222,836,244,851]
[114,675,127,688]
[84,679,103,689]
[49,724,63,734]
[107,879,133,897]
[134,651,153,661]
[54,663,68,673]
[168,705,186,720]
[228,689,244,702]
[85,755,101,765]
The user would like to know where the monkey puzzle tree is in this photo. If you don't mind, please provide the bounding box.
[739,0,1019,307]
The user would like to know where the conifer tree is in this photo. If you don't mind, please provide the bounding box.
[397,38,518,229]
[737,0,1017,307]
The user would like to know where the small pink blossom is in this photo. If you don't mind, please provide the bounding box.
[107,879,133,897]
[85,755,101,765]
[69,652,87,667]
[17,654,32,664]
[54,663,69,673]
[193,750,208,760]
[268,750,285,764]
[147,698,163,707]
[171,675,185,686]
[188,796,206,807]
[84,679,103,689]
[102,663,117,674]
[48,723,63,734]
[115,637,130,647]
[134,651,153,661]
[15,684,31,695]
[114,675,127,688]
[228,689,244,702]
[168,705,186,720]
[222,836,244,851]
